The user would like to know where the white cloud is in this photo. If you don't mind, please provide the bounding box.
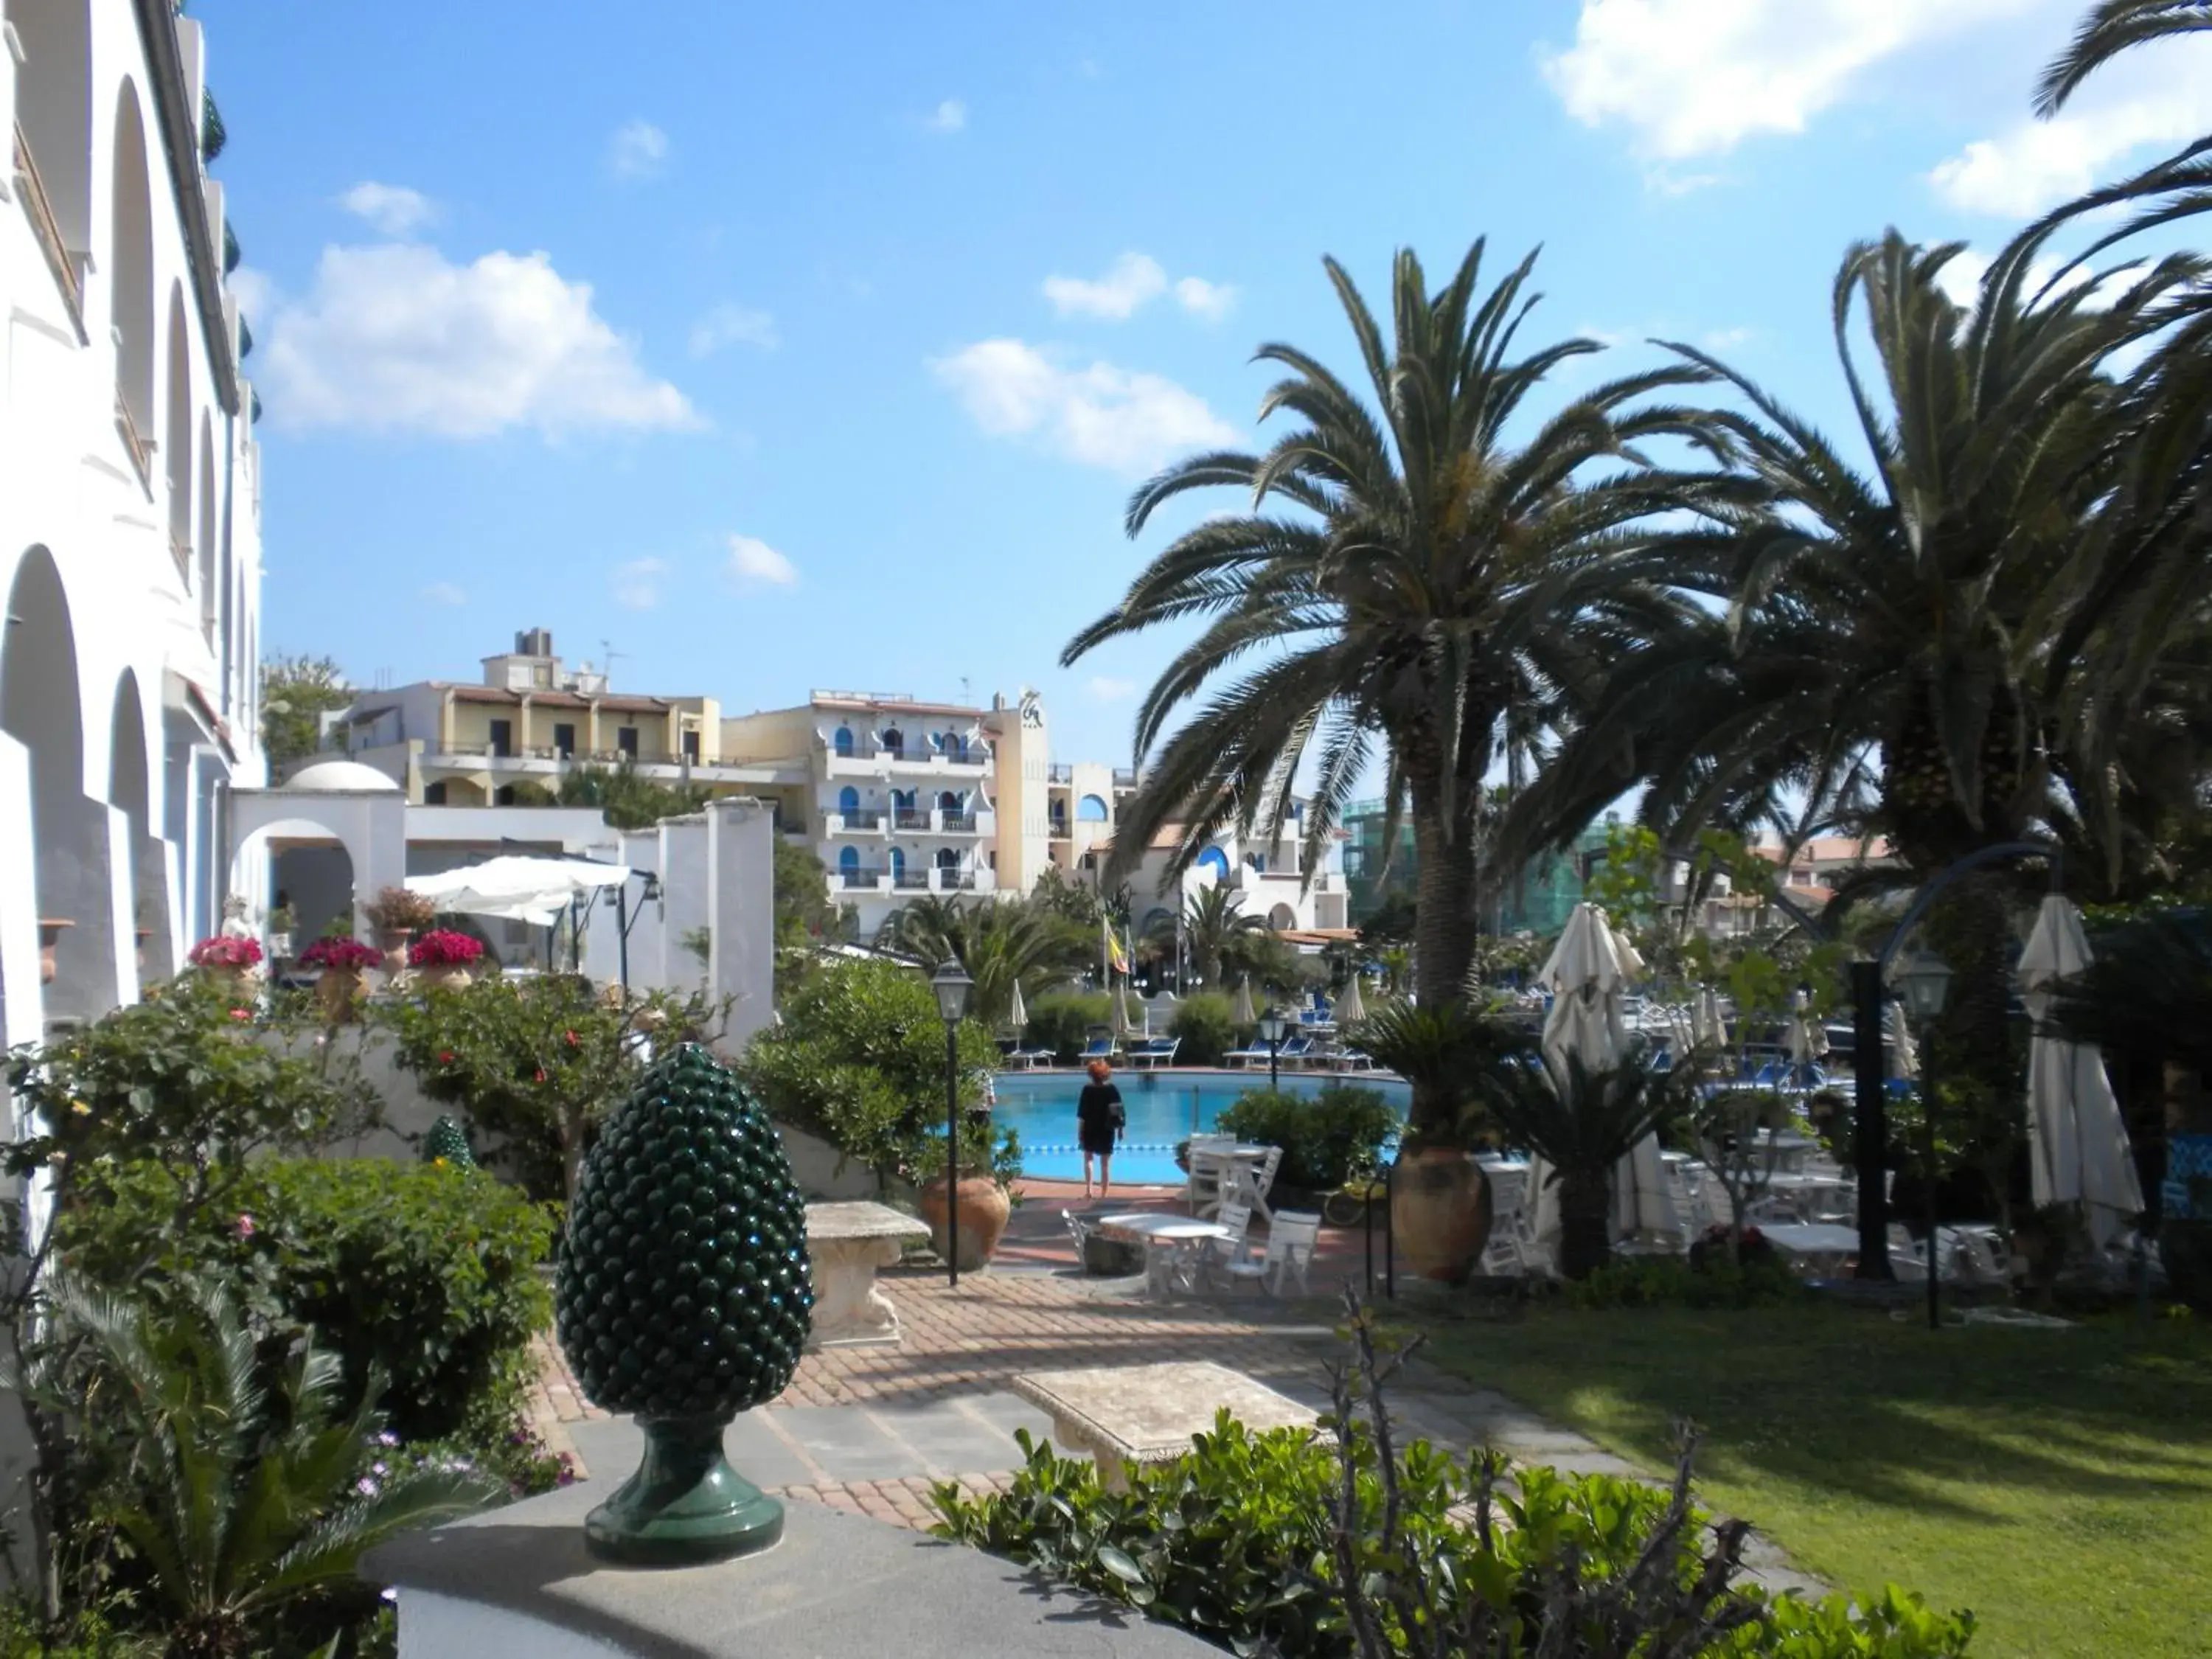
[1044,253,1168,319]
[931,338,1239,474]
[1086,675,1136,702]
[420,581,467,606]
[1931,247,2098,313]
[1175,276,1239,322]
[689,302,779,357]
[227,264,275,322]
[255,243,700,439]
[728,534,798,588]
[927,99,967,133]
[612,557,669,611]
[608,119,669,179]
[1542,0,2035,159]
[1929,37,2212,215]
[338,181,437,237]
[1702,325,1754,349]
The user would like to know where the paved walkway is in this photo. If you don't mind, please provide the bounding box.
[527,1266,1822,1596]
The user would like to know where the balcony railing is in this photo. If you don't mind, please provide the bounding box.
[827,737,985,767]
[839,868,886,888]
[938,872,979,891]
[1047,762,1074,783]
[939,813,977,833]
[13,123,85,335]
[893,810,931,831]
[1113,768,1138,787]
[892,868,931,890]
[829,809,884,831]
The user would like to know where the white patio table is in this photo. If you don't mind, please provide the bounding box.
[1093,1211,1235,1295]
[1756,1221,1861,1274]
[1186,1143,1274,1220]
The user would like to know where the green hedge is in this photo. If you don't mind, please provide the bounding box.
[60,1157,556,1444]
[1023,990,1111,1063]
[1214,1084,1399,1192]
[1167,992,1241,1067]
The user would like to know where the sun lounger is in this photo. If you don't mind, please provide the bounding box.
[1129,1036,1180,1070]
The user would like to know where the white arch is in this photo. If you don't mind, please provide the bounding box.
[109,79,156,440]
[164,284,192,560]
[10,1,95,254]
[196,411,216,622]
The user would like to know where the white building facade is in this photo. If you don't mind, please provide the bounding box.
[1,0,263,1049]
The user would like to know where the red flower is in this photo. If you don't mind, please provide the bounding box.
[563,1029,580,1047]
[408,929,484,967]
[438,1050,455,1065]
[228,1008,252,1023]
[533,1068,547,1084]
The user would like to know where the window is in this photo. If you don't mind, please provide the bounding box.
[834,726,855,757]
[494,785,516,806]
[892,788,914,812]
[936,848,958,871]
[881,726,904,757]
[838,785,860,816]
[617,726,639,757]
[1077,793,1110,822]
[552,723,576,758]
[488,718,512,759]
[890,847,907,878]
[838,846,859,874]
[423,782,448,804]
[938,790,961,812]
[682,728,701,762]
[1196,846,1231,880]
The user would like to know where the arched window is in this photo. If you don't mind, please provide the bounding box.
[838,846,860,876]
[935,847,958,872]
[838,785,860,816]
[164,286,192,563]
[110,83,156,446]
[1077,793,1110,822]
[943,730,966,761]
[1268,903,1298,930]
[889,846,906,879]
[880,726,904,757]
[1195,846,1231,880]
[833,726,854,757]
[937,789,960,813]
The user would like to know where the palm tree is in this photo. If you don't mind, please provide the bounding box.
[1147,884,1269,991]
[2036,1,2212,114]
[1478,1054,1688,1280]
[1064,240,1739,1012]
[876,894,1088,1029]
[24,1276,499,1658]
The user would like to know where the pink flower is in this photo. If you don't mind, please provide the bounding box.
[563,1029,580,1047]
[229,1008,252,1023]
[533,1068,547,1085]
[234,1214,256,1239]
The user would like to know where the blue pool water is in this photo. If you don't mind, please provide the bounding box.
[990,1068,1410,1184]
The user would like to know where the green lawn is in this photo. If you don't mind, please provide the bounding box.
[1416,1304,2212,1659]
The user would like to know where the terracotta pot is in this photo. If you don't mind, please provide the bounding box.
[916,1177,1012,1272]
[414,962,474,992]
[377,927,415,977]
[38,919,72,985]
[316,965,366,1023]
[1389,1146,1494,1285]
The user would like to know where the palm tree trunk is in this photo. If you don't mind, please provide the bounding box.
[1922,873,2020,1220]
[1557,1166,1613,1280]
[1410,799,1475,1011]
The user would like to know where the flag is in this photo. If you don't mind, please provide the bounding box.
[1104,915,1129,976]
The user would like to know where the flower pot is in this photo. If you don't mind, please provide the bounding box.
[414,963,473,992]
[37,919,72,985]
[316,964,367,1023]
[916,1177,1011,1272]
[1388,1146,1493,1285]
[377,927,414,977]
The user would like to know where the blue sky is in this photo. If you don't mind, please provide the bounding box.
[199,0,2211,772]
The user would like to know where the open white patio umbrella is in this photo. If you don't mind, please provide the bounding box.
[1231,975,1256,1026]
[1110,980,1135,1037]
[1883,1001,1919,1080]
[1006,975,1028,1034]
[1785,990,1829,1084]
[1336,972,1368,1026]
[2020,895,2144,1251]
[407,855,630,927]
[1530,904,1681,1253]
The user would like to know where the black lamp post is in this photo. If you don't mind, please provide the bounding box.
[1257,1008,1287,1093]
[931,958,973,1287]
[1892,946,1953,1332]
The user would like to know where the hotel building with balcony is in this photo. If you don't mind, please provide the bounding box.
[1,0,268,1047]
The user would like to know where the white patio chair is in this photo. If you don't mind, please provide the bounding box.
[1201,1200,1256,1285]
[1221,1211,1321,1297]
[1229,1146,1284,1224]
[1479,1169,1535,1276]
[1186,1134,1235,1213]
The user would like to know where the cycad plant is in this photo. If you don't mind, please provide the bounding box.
[1350,999,1520,1144]
[1477,1053,1688,1279]
[18,1275,501,1659]
[1065,240,1738,1011]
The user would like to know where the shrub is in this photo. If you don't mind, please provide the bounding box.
[1214,1083,1400,1193]
[364,885,439,932]
[931,1301,1972,1658]
[1167,992,1240,1067]
[741,959,999,1183]
[1023,990,1110,1063]
[60,1157,556,1444]
[1562,1249,1807,1312]
[380,974,717,1201]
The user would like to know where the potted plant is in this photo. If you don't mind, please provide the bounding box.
[1354,1001,1506,1284]
[407,928,484,991]
[364,886,438,974]
[911,1125,1022,1273]
[301,936,381,1021]
[267,902,297,959]
[185,933,264,988]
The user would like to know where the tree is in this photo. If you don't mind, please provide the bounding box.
[2035,1,2212,114]
[1063,240,1734,1012]
[258,653,351,773]
[515,760,714,830]
[774,839,841,947]
[874,895,1090,1029]
[1147,884,1268,990]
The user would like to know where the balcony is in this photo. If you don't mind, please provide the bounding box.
[824,738,990,779]
[824,810,886,835]
[891,867,931,891]
[838,866,887,890]
[892,810,931,832]
[1047,762,1074,783]
[937,811,978,834]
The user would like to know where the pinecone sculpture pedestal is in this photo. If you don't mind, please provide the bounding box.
[554,1041,814,1567]
[583,1414,785,1566]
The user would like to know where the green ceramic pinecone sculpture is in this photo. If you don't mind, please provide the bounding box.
[421,1115,475,1169]
[555,1041,813,1563]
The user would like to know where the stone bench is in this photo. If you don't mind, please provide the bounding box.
[804,1200,931,1349]
[1012,1360,1323,1492]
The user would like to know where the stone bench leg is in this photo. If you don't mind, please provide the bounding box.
[806,1237,906,1348]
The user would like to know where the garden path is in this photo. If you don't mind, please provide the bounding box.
[529,1266,1826,1599]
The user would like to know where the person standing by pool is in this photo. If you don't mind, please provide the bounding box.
[1077,1058,1124,1199]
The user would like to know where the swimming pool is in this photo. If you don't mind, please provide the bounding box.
[990,1068,1410,1184]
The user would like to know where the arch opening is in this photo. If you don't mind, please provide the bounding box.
[110,84,157,445]
[11,1,95,263]
[108,672,172,986]
[164,287,192,564]
[1076,793,1109,822]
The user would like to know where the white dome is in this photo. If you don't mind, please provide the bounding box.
[280,758,404,793]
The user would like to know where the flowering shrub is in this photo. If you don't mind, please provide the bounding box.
[408,928,485,968]
[300,936,382,972]
[363,884,438,932]
[186,933,263,968]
